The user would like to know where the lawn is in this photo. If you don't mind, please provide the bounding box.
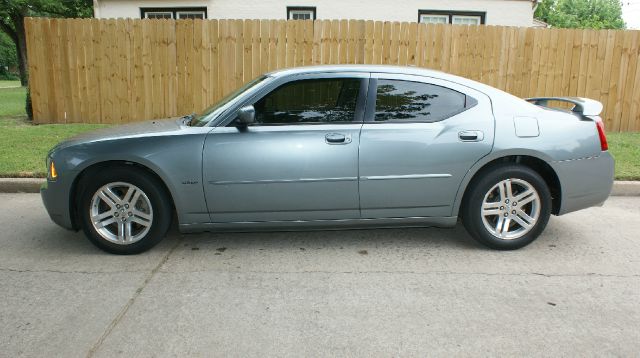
[0,83,26,117]
[0,80,22,88]
[607,132,640,181]
[0,83,638,178]
[0,116,106,177]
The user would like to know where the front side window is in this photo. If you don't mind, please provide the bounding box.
[254,78,361,125]
[374,80,469,122]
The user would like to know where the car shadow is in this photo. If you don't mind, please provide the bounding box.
[167,223,485,253]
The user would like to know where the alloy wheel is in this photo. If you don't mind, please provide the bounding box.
[89,182,154,244]
[480,178,541,240]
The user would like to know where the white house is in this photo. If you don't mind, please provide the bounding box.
[93,0,539,27]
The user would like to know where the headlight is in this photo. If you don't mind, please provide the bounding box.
[47,157,58,180]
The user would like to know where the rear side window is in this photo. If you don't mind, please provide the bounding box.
[374,79,473,122]
[253,78,361,124]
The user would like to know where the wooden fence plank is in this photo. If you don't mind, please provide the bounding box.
[372,21,383,65]
[304,20,314,65]
[259,20,269,75]
[620,31,639,131]
[25,19,44,122]
[242,19,252,85]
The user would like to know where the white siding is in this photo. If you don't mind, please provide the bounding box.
[95,0,535,27]
[95,0,209,19]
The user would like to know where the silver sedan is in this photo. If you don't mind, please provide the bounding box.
[41,65,614,254]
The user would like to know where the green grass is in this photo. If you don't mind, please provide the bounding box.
[0,85,26,117]
[607,132,640,181]
[0,81,638,178]
[0,117,106,177]
[0,80,22,88]
[2,117,636,179]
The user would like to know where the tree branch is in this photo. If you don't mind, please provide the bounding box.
[0,20,18,44]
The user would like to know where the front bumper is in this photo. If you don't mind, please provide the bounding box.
[40,174,77,231]
[552,151,615,215]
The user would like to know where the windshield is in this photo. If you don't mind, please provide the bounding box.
[191,75,269,127]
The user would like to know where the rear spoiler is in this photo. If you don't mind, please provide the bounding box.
[525,97,603,116]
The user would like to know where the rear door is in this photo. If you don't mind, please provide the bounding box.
[359,73,494,218]
[202,73,368,222]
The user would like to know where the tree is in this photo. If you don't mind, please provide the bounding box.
[0,0,92,86]
[535,0,626,29]
[0,31,18,79]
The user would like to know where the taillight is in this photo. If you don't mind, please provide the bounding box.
[595,118,608,151]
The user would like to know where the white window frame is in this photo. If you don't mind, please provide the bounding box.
[177,11,206,19]
[452,15,482,25]
[287,7,316,20]
[145,11,173,19]
[140,7,207,19]
[419,14,449,24]
[417,10,485,25]
[290,10,313,20]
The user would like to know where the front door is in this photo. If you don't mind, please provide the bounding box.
[203,74,368,222]
[358,74,495,218]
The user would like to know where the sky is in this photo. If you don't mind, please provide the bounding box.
[622,0,640,29]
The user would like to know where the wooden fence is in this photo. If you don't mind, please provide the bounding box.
[25,18,640,131]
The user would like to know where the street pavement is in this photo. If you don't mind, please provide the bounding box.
[1,194,639,357]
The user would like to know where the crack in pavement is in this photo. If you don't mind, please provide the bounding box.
[85,240,181,358]
[0,267,147,275]
[3,265,638,279]
[153,268,640,278]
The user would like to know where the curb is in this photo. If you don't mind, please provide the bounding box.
[1,178,640,196]
[609,181,640,196]
[0,178,45,193]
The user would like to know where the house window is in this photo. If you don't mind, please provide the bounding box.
[419,14,448,24]
[145,12,173,19]
[177,11,206,19]
[452,15,481,25]
[287,6,316,20]
[140,7,208,19]
[418,10,485,25]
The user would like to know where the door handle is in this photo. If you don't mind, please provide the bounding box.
[325,133,351,144]
[458,130,484,142]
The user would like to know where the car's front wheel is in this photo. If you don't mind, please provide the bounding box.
[78,167,172,254]
[462,164,552,250]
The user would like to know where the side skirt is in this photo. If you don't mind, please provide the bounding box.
[178,216,458,233]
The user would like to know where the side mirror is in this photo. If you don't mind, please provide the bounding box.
[236,105,255,127]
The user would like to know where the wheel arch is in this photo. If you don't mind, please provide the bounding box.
[69,160,177,230]
[454,152,562,217]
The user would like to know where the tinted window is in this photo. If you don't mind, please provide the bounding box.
[375,80,468,122]
[254,78,361,124]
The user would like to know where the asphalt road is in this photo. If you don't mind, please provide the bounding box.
[1,194,639,357]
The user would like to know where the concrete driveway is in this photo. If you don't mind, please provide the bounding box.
[1,193,639,357]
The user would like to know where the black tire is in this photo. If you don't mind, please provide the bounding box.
[461,164,552,250]
[78,166,172,254]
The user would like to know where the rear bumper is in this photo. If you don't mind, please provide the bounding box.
[40,174,76,231]
[551,151,614,215]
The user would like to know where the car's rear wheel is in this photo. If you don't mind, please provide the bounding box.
[462,164,552,250]
[78,167,172,254]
